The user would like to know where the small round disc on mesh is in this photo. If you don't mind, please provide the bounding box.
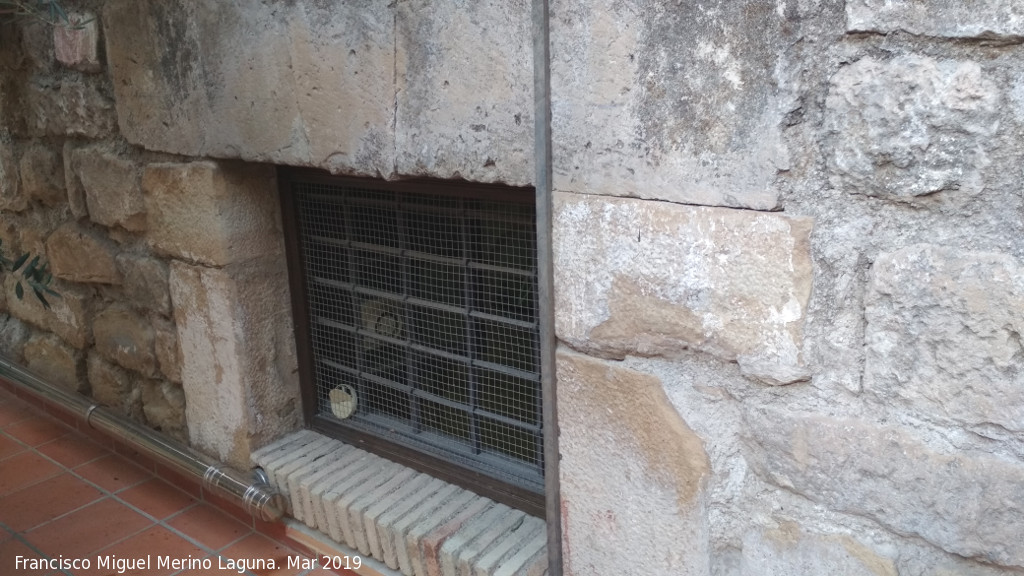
[329,385,358,419]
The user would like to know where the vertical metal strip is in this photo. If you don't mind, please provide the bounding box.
[532,0,563,573]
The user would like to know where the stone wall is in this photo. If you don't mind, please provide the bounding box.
[3,1,1024,575]
[0,2,301,467]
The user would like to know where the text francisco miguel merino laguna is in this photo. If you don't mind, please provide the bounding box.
[14,553,362,573]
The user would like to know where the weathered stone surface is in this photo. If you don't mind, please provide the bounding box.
[23,79,116,138]
[554,193,813,385]
[865,244,1024,433]
[740,524,897,576]
[0,143,26,212]
[104,0,394,176]
[24,333,85,393]
[116,254,170,315]
[0,315,29,361]
[71,145,145,231]
[5,276,92,349]
[170,258,300,468]
[152,315,181,384]
[825,56,1000,199]
[45,222,121,284]
[93,305,156,376]
[846,0,1024,39]
[53,13,102,73]
[87,352,137,415]
[142,161,281,266]
[19,145,65,207]
[141,379,187,441]
[394,0,532,185]
[549,0,795,210]
[745,409,1024,568]
[62,141,88,219]
[557,349,710,576]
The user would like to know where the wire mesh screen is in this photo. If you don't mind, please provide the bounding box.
[292,180,542,491]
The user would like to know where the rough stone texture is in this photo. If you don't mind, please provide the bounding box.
[140,379,187,441]
[846,0,1024,39]
[0,142,26,212]
[62,141,88,219]
[5,276,92,349]
[152,315,182,384]
[549,0,796,210]
[23,79,116,138]
[0,315,30,362]
[169,259,300,468]
[746,409,1024,568]
[825,55,1000,200]
[557,349,710,576]
[53,13,102,73]
[739,524,897,576]
[23,333,85,393]
[103,0,395,176]
[86,352,136,415]
[116,254,170,315]
[142,161,281,266]
[93,305,156,377]
[394,0,533,185]
[71,145,146,232]
[865,244,1024,433]
[19,145,65,207]
[45,222,122,284]
[554,193,814,385]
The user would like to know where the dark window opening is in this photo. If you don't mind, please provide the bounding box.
[280,170,543,515]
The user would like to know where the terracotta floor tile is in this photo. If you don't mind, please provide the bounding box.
[25,498,153,558]
[75,525,209,576]
[219,533,305,576]
[167,503,252,551]
[0,473,104,532]
[0,431,25,460]
[36,434,109,468]
[0,451,62,496]
[75,453,152,493]
[0,538,49,575]
[3,416,70,447]
[0,398,34,427]
[119,478,198,520]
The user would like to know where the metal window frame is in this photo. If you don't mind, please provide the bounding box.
[280,168,545,517]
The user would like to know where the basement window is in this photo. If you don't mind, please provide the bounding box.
[281,170,543,513]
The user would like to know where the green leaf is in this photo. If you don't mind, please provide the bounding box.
[11,253,28,272]
[24,255,39,277]
[14,281,23,300]
[31,287,50,309]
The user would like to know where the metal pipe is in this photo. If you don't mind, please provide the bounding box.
[531,0,563,573]
[0,356,287,522]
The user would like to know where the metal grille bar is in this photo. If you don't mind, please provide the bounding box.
[292,180,543,492]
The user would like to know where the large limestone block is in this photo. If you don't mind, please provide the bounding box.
[745,409,1024,568]
[19,145,65,207]
[554,193,813,385]
[394,0,533,185]
[550,0,795,210]
[45,222,122,284]
[142,161,281,266]
[23,333,86,393]
[5,276,92,349]
[170,259,300,467]
[70,145,146,232]
[93,305,157,377]
[23,79,116,138]
[740,524,896,576]
[557,350,710,576]
[825,55,1000,200]
[104,0,395,176]
[87,352,140,417]
[846,0,1024,39]
[865,244,1024,433]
